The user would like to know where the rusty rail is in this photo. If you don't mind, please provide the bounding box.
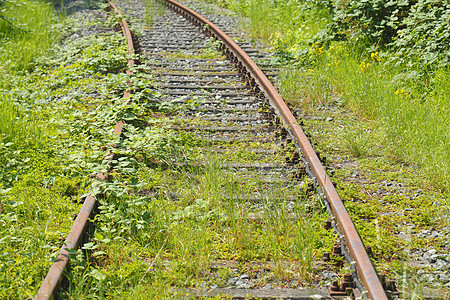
[36,0,387,298]
[164,0,387,299]
[35,196,96,299]
[34,3,135,299]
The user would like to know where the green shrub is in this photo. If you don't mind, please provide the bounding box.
[392,0,450,68]
[330,0,413,47]
[318,0,449,68]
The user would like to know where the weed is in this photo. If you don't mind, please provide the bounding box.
[0,3,176,296]
[279,67,333,110]
[0,0,59,72]
[341,125,370,158]
[206,0,450,192]
[62,154,334,296]
[144,0,165,29]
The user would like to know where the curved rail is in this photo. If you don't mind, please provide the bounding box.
[36,0,386,298]
[164,0,387,299]
[35,3,135,299]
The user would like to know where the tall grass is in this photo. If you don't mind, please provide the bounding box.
[245,0,273,43]
[0,95,40,146]
[0,0,58,72]
[231,0,329,47]
[320,57,450,189]
[0,0,59,145]
[209,0,450,191]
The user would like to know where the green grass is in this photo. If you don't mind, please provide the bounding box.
[61,156,334,298]
[279,50,449,189]
[235,0,330,47]
[0,0,59,73]
[210,0,450,192]
[0,0,59,153]
[0,95,41,147]
[0,173,81,298]
[0,3,148,297]
[319,55,450,189]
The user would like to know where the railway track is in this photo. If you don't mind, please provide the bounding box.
[36,0,389,299]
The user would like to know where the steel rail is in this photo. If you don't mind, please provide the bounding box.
[164,1,387,299]
[35,2,135,299]
[35,195,96,299]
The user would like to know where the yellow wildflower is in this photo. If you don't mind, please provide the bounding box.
[360,61,370,72]
[395,88,410,98]
[371,51,381,62]
[308,68,313,73]
[317,46,324,55]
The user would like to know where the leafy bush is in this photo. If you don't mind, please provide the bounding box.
[330,0,413,47]
[320,0,450,68]
[392,0,450,68]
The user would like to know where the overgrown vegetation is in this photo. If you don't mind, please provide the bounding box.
[0,0,57,153]
[1,0,333,297]
[0,0,178,297]
[2,0,448,297]
[0,0,59,72]
[199,0,450,296]
[327,0,450,69]
[54,2,336,296]
[61,157,335,298]
[206,0,450,191]
[0,1,70,297]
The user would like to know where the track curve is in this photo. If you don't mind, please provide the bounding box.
[164,1,386,299]
[35,1,387,299]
